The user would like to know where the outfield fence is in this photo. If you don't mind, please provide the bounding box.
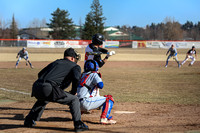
[0,39,200,49]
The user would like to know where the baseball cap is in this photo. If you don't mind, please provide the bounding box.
[64,48,81,61]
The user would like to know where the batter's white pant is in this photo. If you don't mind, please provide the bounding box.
[181,55,196,65]
[80,96,106,111]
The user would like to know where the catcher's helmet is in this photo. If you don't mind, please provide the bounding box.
[84,60,99,72]
[92,33,104,45]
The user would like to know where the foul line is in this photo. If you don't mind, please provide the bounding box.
[0,88,31,95]
[114,111,136,114]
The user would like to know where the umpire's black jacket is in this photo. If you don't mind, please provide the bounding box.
[31,58,81,101]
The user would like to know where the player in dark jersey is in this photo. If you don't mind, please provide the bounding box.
[181,46,197,66]
[84,33,115,68]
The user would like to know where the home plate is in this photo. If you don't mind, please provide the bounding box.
[114,111,136,114]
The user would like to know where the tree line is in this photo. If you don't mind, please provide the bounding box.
[0,0,200,40]
[118,17,200,40]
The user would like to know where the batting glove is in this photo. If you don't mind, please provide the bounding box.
[107,51,116,57]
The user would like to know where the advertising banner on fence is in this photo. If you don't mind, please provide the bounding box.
[27,40,87,48]
[137,41,146,48]
[65,41,82,48]
[79,40,91,47]
[146,41,164,48]
[132,41,138,48]
[146,41,200,49]
[27,40,54,48]
[104,41,119,48]
[119,41,132,48]
[27,40,200,49]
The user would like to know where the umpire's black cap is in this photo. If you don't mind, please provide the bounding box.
[64,48,81,61]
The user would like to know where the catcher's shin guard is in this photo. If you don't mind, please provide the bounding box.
[100,95,114,119]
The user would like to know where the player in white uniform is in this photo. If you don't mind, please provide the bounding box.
[181,46,197,66]
[85,33,115,97]
[15,47,33,68]
[165,44,180,68]
[77,60,116,124]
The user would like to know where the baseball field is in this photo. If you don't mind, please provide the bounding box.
[0,47,200,133]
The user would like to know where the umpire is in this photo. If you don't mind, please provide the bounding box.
[24,48,89,132]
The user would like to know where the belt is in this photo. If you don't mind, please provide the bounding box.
[79,98,83,102]
[37,79,53,84]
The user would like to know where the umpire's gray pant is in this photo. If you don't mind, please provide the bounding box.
[25,91,81,122]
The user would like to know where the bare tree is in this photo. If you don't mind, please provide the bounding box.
[29,18,40,28]
[0,18,11,39]
[40,18,47,27]
[163,17,183,40]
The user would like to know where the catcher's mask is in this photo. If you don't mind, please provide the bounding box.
[64,48,81,63]
[84,60,99,72]
[92,33,105,45]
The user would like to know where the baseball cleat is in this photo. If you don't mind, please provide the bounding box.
[188,64,192,66]
[24,119,36,127]
[74,120,89,132]
[165,65,167,68]
[100,118,116,125]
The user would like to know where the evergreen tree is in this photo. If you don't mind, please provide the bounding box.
[10,14,18,39]
[47,8,76,39]
[82,0,106,40]
[82,12,95,39]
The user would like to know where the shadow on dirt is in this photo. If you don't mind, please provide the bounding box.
[0,107,30,111]
[40,117,72,122]
[0,106,69,112]
[0,124,74,132]
[0,124,24,130]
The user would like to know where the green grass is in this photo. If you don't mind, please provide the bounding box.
[1,62,199,105]
[100,64,200,105]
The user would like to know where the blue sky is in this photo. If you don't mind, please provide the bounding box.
[0,0,199,28]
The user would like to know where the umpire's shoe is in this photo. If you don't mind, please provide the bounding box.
[24,119,36,127]
[74,120,89,132]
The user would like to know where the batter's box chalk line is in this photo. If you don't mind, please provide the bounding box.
[0,88,31,95]
[114,111,136,114]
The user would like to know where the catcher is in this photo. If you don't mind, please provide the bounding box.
[77,60,116,124]
[165,44,180,68]
[181,46,197,66]
[15,47,33,69]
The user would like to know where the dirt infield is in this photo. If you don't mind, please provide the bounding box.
[0,101,200,133]
[0,61,200,133]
